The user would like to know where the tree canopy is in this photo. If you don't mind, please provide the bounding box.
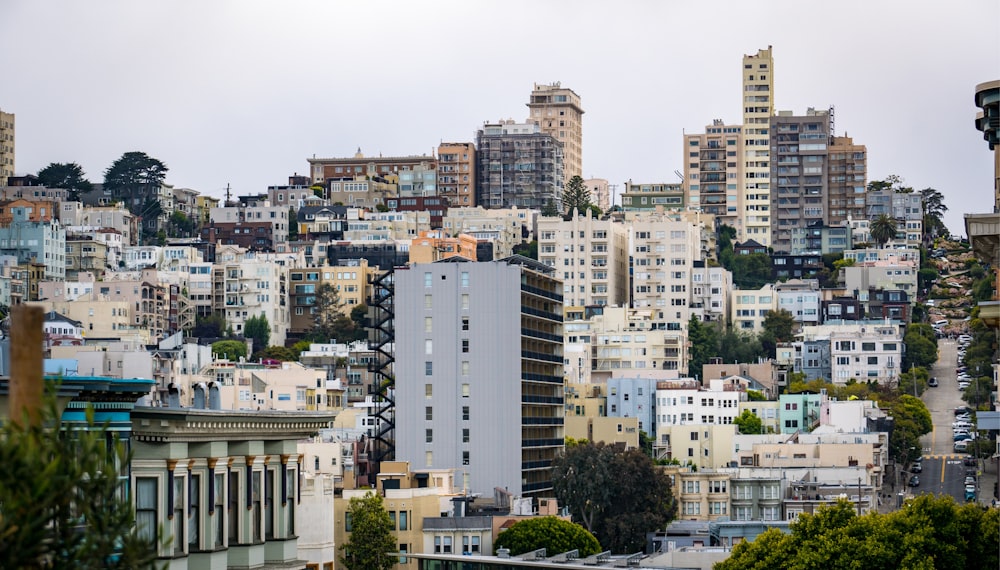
[760,308,796,358]
[494,516,602,557]
[0,391,158,568]
[340,491,397,570]
[562,175,593,219]
[103,151,168,203]
[36,162,93,200]
[730,253,773,288]
[717,496,998,570]
[552,442,676,553]
[869,213,898,248]
[733,409,764,434]
[211,339,247,361]
[244,313,270,354]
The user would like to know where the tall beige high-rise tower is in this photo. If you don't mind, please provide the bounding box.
[742,47,774,246]
[527,82,583,184]
[0,109,14,187]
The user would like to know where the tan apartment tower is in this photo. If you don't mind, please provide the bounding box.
[0,109,13,187]
[437,142,477,207]
[742,47,774,246]
[826,135,868,228]
[527,82,584,183]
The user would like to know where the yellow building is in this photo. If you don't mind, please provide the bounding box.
[289,259,376,338]
[527,82,584,183]
[742,46,774,246]
[437,142,476,207]
[408,230,479,264]
[335,461,458,570]
[0,108,13,187]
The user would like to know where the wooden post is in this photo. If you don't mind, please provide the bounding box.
[9,304,44,427]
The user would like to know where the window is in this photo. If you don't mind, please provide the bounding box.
[425,294,432,309]
[399,511,408,531]
[461,272,469,287]
[462,383,470,398]
[425,317,433,333]
[461,294,469,309]
[463,428,470,443]
[425,361,433,376]
[463,451,470,466]
[189,474,201,550]
[461,317,469,331]
[229,471,240,543]
[264,469,275,539]
[426,429,433,443]
[462,406,470,421]
[424,272,432,287]
[214,473,224,548]
[425,406,433,421]
[136,477,158,544]
[345,512,353,532]
[461,361,469,376]
[252,471,262,542]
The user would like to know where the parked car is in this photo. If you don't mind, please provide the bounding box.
[965,476,976,486]
[911,463,923,473]
[955,406,973,415]
[954,440,970,452]
[908,475,920,487]
[928,377,939,387]
[964,456,978,467]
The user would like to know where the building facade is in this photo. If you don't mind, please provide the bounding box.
[0,108,12,187]
[475,120,564,210]
[437,142,476,208]
[526,82,583,183]
[394,257,564,498]
[742,46,775,246]
[537,213,629,307]
[684,122,744,230]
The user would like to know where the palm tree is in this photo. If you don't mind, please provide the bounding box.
[869,214,898,248]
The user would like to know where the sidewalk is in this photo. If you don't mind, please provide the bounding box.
[977,455,998,508]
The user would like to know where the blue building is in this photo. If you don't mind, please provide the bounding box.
[607,376,658,437]
[0,206,66,280]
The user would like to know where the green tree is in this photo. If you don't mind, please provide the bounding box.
[733,409,763,434]
[192,314,225,337]
[760,308,796,358]
[513,240,538,260]
[494,516,602,557]
[552,443,676,553]
[686,315,719,379]
[168,210,195,237]
[562,175,592,219]
[920,186,949,241]
[716,224,737,270]
[717,496,998,570]
[541,199,560,217]
[211,339,247,360]
[312,283,341,342]
[0,391,159,568]
[103,151,168,208]
[243,314,270,354]
[869,213,898,248]
[731,253,772,288]
[718,328,765,365]
[902,325,938,370]
[962,376,993,409]
[340,491,397,570]
[253,345,297,362]
[37,162,93,201]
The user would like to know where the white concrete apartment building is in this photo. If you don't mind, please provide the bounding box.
[655,378,748,429]
[440,206,536,259]
[690,262,732,325]
[742,46,775,246]
[731,283,776,332]
[630,213,718,327]
[843,260,918,296]
[798,322,903,385]
[213,247,291,347]
[537,212,629,307]
[775,279,820,327]
[343,211,431,242]
[585,306,689,373]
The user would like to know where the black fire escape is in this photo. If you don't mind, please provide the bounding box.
[366,268,395,476]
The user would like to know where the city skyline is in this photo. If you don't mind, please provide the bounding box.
[1,0,997,234]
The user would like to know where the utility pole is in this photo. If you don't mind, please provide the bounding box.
[9,304,44,427]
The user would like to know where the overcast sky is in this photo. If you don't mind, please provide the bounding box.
[2,1,997,234]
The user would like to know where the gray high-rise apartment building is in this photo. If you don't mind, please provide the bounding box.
[770,108,832,253]
[475,120,564,209]
[394,257,564,498]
